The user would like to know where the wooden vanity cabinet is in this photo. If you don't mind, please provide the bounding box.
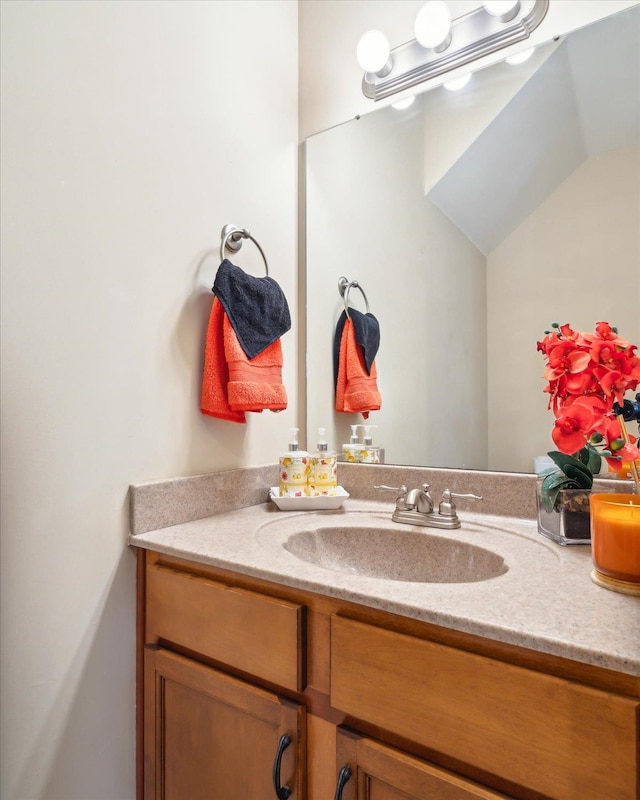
[330,616,638,800]
[137,549,639,800]
[141,554,307,800]
[144,646,304,800]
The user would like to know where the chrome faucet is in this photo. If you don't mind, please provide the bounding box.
[375,483,482,529]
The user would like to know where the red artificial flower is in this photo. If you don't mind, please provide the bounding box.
[594,321,620,340]
[551,397,598,454]
[558,323,590,347]
[536,331,561,356]
[564,369,599,397]
[543,341,591,382]
[581,321,632,348]
[606,444,640,474]
[540,321,639,459]
[600,415,624,451]
[593,367,630,407]
[600,416,640,473]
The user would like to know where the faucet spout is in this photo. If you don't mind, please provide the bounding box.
[404,483,433,514]
[384,484,482,530]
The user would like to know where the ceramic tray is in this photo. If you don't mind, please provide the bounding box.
[269,486,349,511]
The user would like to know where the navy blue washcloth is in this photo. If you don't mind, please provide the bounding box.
[213,259,291,359]
[333,308,380,389]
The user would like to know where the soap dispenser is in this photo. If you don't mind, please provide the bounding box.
[360,425,381,464]
[342,424,363,463]
[279,427,311,497]
[310,427,338,496]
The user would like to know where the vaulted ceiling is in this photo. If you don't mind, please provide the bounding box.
[427,7,640,255]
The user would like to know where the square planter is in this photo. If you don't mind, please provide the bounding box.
[536,481,591,545]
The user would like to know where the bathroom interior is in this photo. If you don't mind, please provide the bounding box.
[1,1,639,799]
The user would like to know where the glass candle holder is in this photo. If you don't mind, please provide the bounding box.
[590,494,640,595]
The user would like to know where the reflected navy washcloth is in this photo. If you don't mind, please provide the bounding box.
[333,308,380,389]
[213,259,291,359]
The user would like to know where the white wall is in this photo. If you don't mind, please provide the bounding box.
[0,1,298,797]
[487,146,640,473]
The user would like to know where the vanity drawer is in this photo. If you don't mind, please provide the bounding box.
[330,616,638,800]
[146,563,305,692]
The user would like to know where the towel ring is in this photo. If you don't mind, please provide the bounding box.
[220,224,269,276]
[338,276,370,320]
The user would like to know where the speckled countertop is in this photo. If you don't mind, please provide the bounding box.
[130,485,640,677]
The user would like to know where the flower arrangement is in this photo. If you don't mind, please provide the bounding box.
[537,321,640,512]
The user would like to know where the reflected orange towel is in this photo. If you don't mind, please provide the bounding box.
[201,298,287,423]
[335,317,381,418]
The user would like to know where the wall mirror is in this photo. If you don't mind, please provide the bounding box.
[305,6,639,473]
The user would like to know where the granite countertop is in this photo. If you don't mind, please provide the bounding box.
[130,495,640,677]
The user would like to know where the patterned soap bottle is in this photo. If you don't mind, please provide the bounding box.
[279,428,311,497]
[310,427,338,497]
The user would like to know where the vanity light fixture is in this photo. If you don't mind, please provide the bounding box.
[356,29,392,76]
[505,46,535,64]
[358,0,548,101]
[443,73,472,91]
[391,95,416,110]
[483,0,521,22]
[414,2,452,52]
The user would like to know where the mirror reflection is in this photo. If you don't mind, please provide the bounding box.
[305,7,639,474]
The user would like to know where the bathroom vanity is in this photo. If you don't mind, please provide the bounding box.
[132,474,639,800]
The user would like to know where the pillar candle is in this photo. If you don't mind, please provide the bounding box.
[590,494,640,583]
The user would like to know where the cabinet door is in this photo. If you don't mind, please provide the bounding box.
[144,645,305,800]
[334,729,509,800]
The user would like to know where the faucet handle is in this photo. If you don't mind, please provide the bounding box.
[375,484,407,493]
[438,489,483,517]
[374,484,408,510]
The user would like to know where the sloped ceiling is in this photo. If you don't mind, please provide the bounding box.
[427,7,640,255]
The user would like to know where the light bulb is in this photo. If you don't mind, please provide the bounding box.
[414,1,452,50]
[443,73,471,91]
[506,47,535,65]
[483,1,520,21]
[356,30,391,74]
[391,96,416,110]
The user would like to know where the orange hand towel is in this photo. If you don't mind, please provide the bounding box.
[335,317,381,418]
[224,312,288,412]
[201,297,246,422]
[201,297,288,422]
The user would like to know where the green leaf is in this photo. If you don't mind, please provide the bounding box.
[541,472,576,512]
[564,464,593,489]
[542,472,572,491]
[547,451,593,480]
[576,447,591,466]
[585,446,601,476]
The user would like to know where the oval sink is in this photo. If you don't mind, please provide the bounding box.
[283,526,508,583]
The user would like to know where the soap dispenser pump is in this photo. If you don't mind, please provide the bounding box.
[342,424,363,463]
[310,427,338,496]
[360,425,381,464]
[279,427,310,497]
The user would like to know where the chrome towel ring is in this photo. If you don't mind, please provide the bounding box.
[220,224,269,276]
[338,275,370,320]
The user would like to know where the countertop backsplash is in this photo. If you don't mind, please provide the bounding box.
[129,462,633,535]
